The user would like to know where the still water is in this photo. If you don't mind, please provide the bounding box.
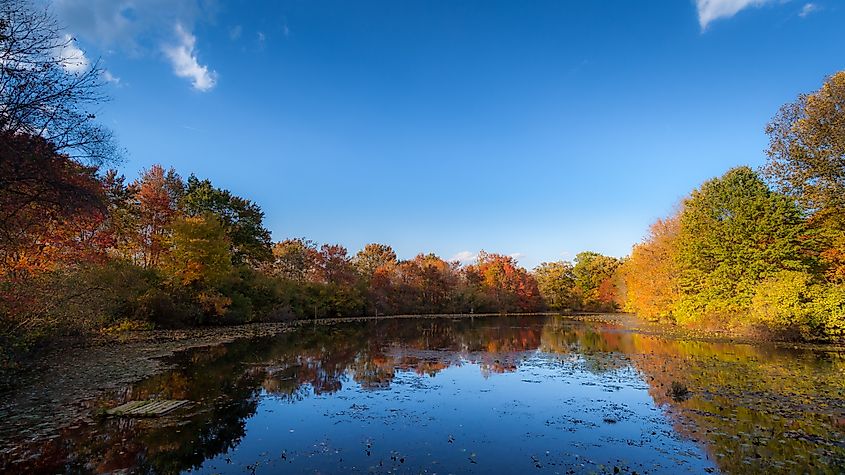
[6,316,845,474]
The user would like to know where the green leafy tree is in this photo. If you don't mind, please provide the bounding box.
[674,167,811,325]
[182,175,273,266]
[572,251,620,311]
[534,261,578,311]
[164,213,233,289]
[159,213,238,323]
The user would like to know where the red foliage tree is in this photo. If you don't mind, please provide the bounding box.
[132,165,183,268]
[0,132,107,278]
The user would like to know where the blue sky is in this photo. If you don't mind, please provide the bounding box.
[51,0,843,269]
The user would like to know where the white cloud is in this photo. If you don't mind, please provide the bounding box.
[55,34,90,73]
[52,0,211,51]
[52,0,216,91]
[799,3,818,17]
[450,251,477,264]
[509,252,525,262]
[101,70,121,84]
[695,0,776,30]
[162,24,217,92]
[229,25,242,40]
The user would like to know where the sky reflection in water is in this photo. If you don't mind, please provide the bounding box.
[11,316,845,474]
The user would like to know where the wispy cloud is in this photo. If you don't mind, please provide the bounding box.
[695,0,776,30]
[53,33,122,85]
[53,0,216,91]
[229,25,243,40]
[53,0,210,51]
[162,24,217,92]
[55,34,90,73]
[509,252,525,262]
[799,3,818,17]
[450,251,477,264]
[101,70,120,84]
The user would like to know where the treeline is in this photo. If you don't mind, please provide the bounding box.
[1,156,564,325]
[2,152,625,330]
[620,72,845,340]
[1,145,632,360]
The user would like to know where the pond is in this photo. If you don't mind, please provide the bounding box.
[2,315,844,474]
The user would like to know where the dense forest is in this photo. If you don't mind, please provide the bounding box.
[1,0,843,376]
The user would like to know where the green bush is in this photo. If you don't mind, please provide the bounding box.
[750,271,814,336]
[808,284,845,340]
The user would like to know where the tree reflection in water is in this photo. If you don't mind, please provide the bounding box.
[3,316,844,474]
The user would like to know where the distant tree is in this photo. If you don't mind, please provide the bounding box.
[133,165,184,268]
[182,175,273,266]
[101,170,139,260]
[315,244,357,286]
[0,0,118,166]
[367,266,398,315]
[270,238,318,281]
[533,261,578,311]
[572,251,620,311]
[674,167,811,325]
[354,243,398,277]
[354,243,399,315]
[164,214,233,288]
[467,251,541,312]
[765,71,845,283]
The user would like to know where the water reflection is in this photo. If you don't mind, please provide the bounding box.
[2,316,844,474]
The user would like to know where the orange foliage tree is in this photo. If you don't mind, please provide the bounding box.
[621,212,682,321]
[132,165,183,269]
[466,251,542,312]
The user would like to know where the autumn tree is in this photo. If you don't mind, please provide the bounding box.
[132,165,183,268]
[314,244,357,287]
[621,212,682,321]
[354,243,399,315]
[400,253,460,313]
[367,266,398,315]
[467,251,541,312]
[765,71,845,283]
[159,214,235,320]
[311,244,363,317]
[0,132,106,277]
[354,243,398,277]
[270,238,319,282]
